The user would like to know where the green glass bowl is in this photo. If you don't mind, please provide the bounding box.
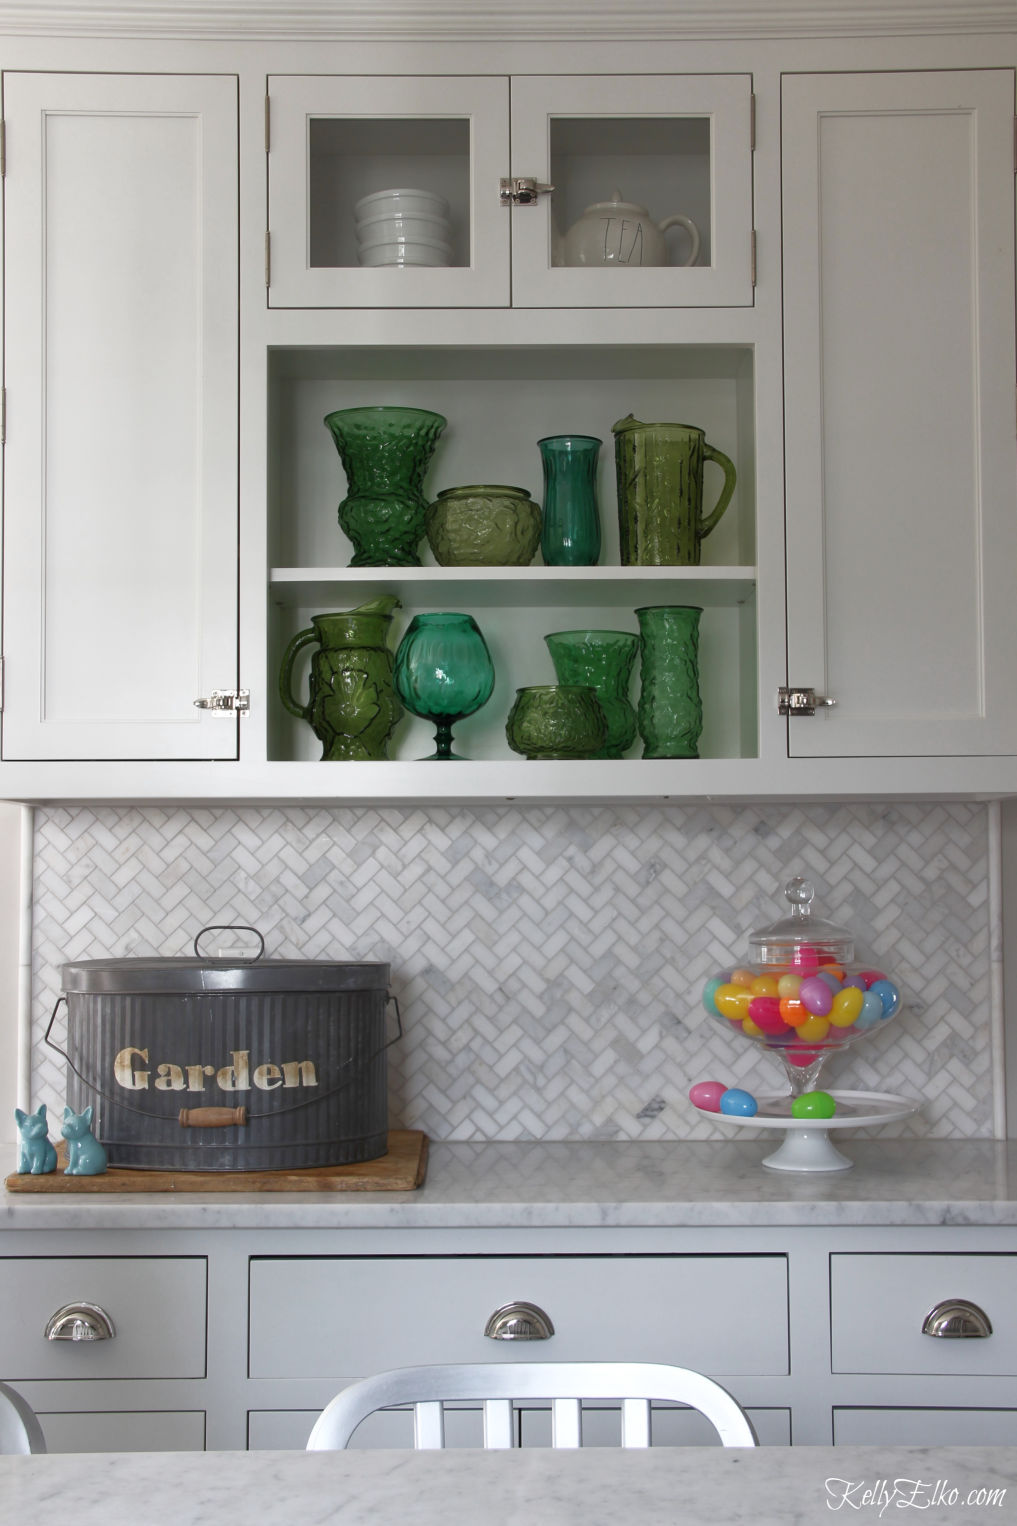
[425,484,542,567]
[505,685,608,760]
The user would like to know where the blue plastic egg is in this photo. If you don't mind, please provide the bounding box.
[720,1087,759,1117]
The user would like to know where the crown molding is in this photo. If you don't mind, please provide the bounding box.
[0,0,1012,40]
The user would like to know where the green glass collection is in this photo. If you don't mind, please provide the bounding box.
[505,685,608,760]
[544,630,639,759]
[278,596,403,761]
[394,612,496,760]
[612,414,737,566]
[425,484,542,567]
[636,605,703,758]
[324,405,447,568]
[538,434,602,566]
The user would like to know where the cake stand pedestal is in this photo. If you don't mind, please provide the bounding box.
[710,1089,922,1172]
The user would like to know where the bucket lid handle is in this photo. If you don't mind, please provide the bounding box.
[192,926,266,962]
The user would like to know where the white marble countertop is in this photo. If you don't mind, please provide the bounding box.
[3,1445,1015,1525]
[3,1137,1017,1231]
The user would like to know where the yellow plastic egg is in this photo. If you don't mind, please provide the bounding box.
[829,986,865,1027]
[713,983,753,1020]
[742,1017,763,1038]
[777,972,802,999]
[750,974,780,997]
[795,1014,831,1043]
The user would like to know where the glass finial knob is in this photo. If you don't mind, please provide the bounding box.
[784,876,815,915]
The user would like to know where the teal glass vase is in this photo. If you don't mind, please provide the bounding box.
[324,405,447,568]
[538,434,602,566]
[544,629,639,759]
[636,605,703,758]
[394,612,495,760]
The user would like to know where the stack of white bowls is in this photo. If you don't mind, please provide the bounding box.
[354,188,453,268]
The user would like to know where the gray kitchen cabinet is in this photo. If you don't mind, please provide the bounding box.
[2,1214,1016,1452]
[0,70,240,764]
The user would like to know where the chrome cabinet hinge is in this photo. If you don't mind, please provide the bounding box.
[499,175,554,207]
[778,686,836,717]
[194,689,250,714]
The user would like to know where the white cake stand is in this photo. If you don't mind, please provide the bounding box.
[709,1089,922,1172]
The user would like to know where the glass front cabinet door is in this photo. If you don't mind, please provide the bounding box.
[266,72,754,309]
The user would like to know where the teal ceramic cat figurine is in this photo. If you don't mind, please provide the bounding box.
[14,1104,57,1174]
[61,1105,107,1175]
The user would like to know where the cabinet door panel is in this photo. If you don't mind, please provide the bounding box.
[511,74,753,308]
[1,72,239,760]
[834,1409,1017,1446]
[782,69,1017,757]
[267,75,510,308]
[39,1410,205,1453]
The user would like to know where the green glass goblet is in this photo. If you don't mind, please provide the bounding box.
[393,612,495,760]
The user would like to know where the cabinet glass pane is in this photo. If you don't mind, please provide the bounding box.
[308,117,470,270]
[549,117,712,270]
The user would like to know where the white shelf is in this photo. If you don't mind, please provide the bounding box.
[269,565,757,609]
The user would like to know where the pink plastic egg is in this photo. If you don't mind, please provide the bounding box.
[689,1081,727,1113]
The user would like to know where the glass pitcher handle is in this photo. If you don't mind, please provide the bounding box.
[699,444,738,540]
[659,213,701,268]
[278,627,317,720]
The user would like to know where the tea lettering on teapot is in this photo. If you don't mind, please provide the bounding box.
[563,189,701,269]
[113,1046,319,1093]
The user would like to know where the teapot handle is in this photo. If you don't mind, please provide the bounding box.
[659,213,701,268]
[278,626,317,720]
[699,444,738,540]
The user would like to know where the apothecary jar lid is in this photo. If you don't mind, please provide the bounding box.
[747,877,856,966]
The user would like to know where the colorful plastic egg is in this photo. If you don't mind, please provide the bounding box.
[689,1081,727,1113]
[720,1088,758,1116]
[829,986,865,1027]
[701,976,728,1017]
[712,983,753,1021]
[791,1090,837,1119]
[868,978,901,1017]
[798,976,834,1017]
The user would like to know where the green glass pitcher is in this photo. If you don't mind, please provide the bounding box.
[612,415,737,566]
[279,596,403,761]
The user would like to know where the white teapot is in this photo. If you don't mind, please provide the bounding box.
[563,189,700,269]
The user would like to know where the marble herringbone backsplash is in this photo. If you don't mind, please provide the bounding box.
[30,801,998,1139]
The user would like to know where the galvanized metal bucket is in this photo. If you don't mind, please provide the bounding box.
[46,927,400,1172]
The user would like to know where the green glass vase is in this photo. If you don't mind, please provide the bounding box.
[324,405,447,567]
[636,605,703,758]
[394,612,495,760]
[278,596,403,761]
[544,629,639,759]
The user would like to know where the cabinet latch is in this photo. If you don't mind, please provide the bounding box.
[499,176,555,207]
[194,689,250,714]
[778,686,836,717]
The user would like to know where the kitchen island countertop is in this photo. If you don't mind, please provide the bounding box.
[3,1137,1017,1231]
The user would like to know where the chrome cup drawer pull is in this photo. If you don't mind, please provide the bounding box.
[921,1299,993,1339]
[483,1301,555,1341]
[45,1302,116,1342]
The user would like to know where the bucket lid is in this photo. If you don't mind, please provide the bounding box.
[60,956,391,996]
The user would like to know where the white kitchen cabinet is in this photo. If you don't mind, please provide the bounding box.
[266,73,753,310]
[782,68,1017,759]
[0,71,240,762]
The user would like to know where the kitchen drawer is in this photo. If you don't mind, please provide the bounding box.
[0,1257,206,1379]
[39,1410,206,1453]
[830,1254,1015,1376]
[834,1408,1017,1446]
[248,1255,788,1378]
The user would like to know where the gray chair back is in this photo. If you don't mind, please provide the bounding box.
[0,1381,46,1454]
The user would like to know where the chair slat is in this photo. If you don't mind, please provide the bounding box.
[483,1398,514,1449]
[620,1398,651,1448]
[413,1400,445,1449]
[551,1397,581,1448]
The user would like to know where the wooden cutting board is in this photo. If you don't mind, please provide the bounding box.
[4,1129,428,1194]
